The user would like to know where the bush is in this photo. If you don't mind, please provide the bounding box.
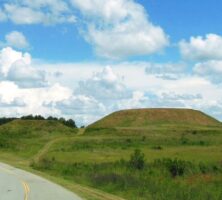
[151,146,163,150]
[154,158,193,177]
[34,158,55,170]
[167,159,187,177]
[192,130,197,135]
[129,149,145,170]
[180,135,189,145]
[141,136,146,142]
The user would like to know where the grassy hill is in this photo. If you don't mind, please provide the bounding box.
[0,110,222,200]
[89,108,221,128]
[0,119,75,133]
[0,119,77,158]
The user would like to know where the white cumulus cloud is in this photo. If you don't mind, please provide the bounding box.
[0,47,46,88]
[71,0,169,59]
[0,0,168,59]
[193,60,222,83]
[5,31,29,49]
[7,60,47,88]
[179,34,222,61]
[56,95,106,125]
[0,47,31,76]
[0,81,72,118]
[145,62,187,80]
[1,0,76,25]
[76,66,131,100]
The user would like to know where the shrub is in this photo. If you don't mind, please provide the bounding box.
[154,158,192,177]
[167,159,187,177]
[151,146,163,150]
[35,158,54,170]
[126,138,132,143]
[129,149,145,170]
[180,135,189,145]
[199,162,208,174]
[142,136,146,142]
[192,130,197,135]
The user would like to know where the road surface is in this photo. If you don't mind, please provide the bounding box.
[0,162,82,200]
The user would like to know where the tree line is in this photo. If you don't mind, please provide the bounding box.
[0,117,17,126]
[0,115,77,128]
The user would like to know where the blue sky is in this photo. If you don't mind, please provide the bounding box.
[0,0,222,125]
[1,0,222,62]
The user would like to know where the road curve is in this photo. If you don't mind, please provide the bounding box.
[0,162,82,200]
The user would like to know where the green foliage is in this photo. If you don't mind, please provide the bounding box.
[180,135,189,145]
[32,158,222,200]
[61,119,77,128]
[33,124,222,199]
[129,149,145,170]
[47,116,59,120]
[0,117,17,125]
[84,127,118,135]
[33,158,55,170]
[154,158,193,177]
[21,115,45,120]
[151,146,163,150]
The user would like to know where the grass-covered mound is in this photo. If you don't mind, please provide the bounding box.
[89,108,221,128]
[0,119,77,158]
[0,119,74,133]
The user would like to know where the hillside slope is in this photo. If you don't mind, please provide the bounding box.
[0,120,77,158]
[89,108,221,128]
[0,119,75,134]
[0,120,126,200]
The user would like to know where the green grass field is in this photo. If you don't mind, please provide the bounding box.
[0,109,222,200]
[34,119,222,200]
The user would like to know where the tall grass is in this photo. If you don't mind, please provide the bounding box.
[32,151,222,200]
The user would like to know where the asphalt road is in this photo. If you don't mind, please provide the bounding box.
[0,163,82,200]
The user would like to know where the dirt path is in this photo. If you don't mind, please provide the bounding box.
[34,128,86,162]
[77,128,86,135]
[33,137,65,163]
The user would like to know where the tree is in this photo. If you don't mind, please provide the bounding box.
[129,149,145,170]
[21,115,45,120]
[21,115,34,120]
[34,115,45,120]
[59,117,66,123]
[0,117,16,125]
[58,117,77,128]
[47,116,58,121]
[65,119,77,128]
